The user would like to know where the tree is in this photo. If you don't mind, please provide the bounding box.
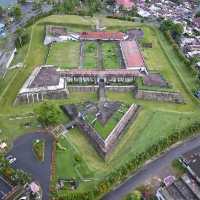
[124,190,142,200]
[0,6,4,17]
[15,28,29,48]
[160,20,183,42]
[10,5,22,20]
[18,0,27,4]
[34,102,62,127]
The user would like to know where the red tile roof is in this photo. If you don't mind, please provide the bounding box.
[80,32,125,40]
[120,40,145,69]
[116,0,134,9]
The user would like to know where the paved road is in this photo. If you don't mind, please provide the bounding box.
[102,134,200,200]
[9,132,53,200]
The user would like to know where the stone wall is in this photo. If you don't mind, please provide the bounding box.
[104,104,140,157]
[135,90,184,103]
[68,85,136,93]
[78,120,107,158]
[78,104,140,159]
[15,89,69,105]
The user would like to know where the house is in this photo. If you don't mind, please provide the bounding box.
[180,146,200,183]
[116,0,134,10]
[156,174,200,200]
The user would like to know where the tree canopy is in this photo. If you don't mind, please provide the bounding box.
[160,20,183,42]
[34,102,62,127]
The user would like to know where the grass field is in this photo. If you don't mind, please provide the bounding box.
[102,42,120,69]
[83,42,97,69]
[56,135,94,192]
[46,41,80,69]
[0,15,199,195]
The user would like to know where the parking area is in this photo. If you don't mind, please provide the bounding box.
[0,176,12,200]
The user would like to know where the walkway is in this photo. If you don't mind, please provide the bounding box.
[102,134,200,200]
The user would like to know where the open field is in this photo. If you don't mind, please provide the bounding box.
[56,136,92,178]
[102,42,120,69]
[83,42,97,69]
[0,15,199,195]
[46,41,80,69]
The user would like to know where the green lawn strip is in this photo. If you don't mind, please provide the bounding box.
[0,69,19,96]
[0,115,39,144]
[102,42,120,69]
[11,44,29,66]
[83,42,97,69]
[0,24,48,113]
[139,27,186,94]
[32,139,45,161]
[152,26,200,105]
[39,15,137,28]
[46,41,80,69]
[107,91,196,112]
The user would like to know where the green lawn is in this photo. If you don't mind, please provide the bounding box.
[83,42,97,69]
[11,44,29,66]
[46,41,80,69]
[102,42,120,69]
[56,136,92,178]
[0,69,19,96]
[0,115,39,145]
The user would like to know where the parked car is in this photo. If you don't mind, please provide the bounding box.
[6,155,16,164]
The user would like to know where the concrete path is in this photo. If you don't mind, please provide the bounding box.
[79,41,84,69]
[97,41,103,70]
[102,134,200,200]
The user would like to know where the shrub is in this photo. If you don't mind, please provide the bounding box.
[32,139,45,162]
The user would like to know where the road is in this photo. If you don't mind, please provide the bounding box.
[9,132,53,200]
[102,134,200,200]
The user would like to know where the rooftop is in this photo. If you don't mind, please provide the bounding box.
[120,40,145,69]
[28,67,60,88]
[181,146,200,179]
[80,32,125,41]
[116,0,134,9]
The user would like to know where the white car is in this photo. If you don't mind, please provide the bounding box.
[6,155,16,164]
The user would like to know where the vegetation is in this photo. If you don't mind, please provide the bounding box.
[160,19,183,42]
[46,41,80,68]
[102,42,120,69]
[15,28,30,48]
[34,102,63,127]
[32,139,45,162]
[0,154,31,185]
[10,5,22,20]
[0,15,199,199]
[85,104,129,139]
[84,42,97,69]
[123,190,142,200]
[172,159,187,176]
